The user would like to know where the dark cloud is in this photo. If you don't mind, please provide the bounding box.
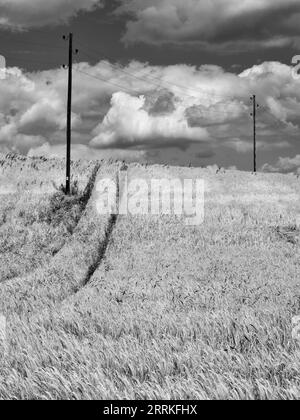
[0,0,103,30]
[116,0,300,51]
[148,91,176,116]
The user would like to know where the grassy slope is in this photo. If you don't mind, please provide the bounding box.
[0,162,300,399]
[0,160,121,315]
[0,154,97,282]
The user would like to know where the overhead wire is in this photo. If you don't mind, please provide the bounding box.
[1,37,246,119]
[2,38,287,124]
[74,65,245,120]
[77,48,202,102]
[75,40,236,102]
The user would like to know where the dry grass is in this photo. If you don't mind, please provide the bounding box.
[0,158,121,315]
[0,154,98,282]
[0,160,299,399]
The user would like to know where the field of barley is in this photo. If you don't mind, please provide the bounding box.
[0,153,299,400]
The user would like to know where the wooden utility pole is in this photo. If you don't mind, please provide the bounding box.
[63,33,73,195]
[250,95,259,173]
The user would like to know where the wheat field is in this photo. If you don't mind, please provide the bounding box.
[0,153,299,400]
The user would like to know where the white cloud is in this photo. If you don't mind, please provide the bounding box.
[90,92,209,149]
[0,0,103,30]
[116,0,300,50]
[0,59,299,167]
[262,155,300,173]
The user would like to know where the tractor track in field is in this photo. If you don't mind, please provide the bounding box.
[82,169,122,287]
[77,163,102,216]
[0,162,101,285]
[0,163,123,317]
[82,212,118,287]
[2,163,129,317]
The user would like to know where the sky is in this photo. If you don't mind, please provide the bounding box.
[0,0,300,173]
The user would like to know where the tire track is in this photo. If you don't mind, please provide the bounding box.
[0,162,100,284]
[0,163,122,318]
[83,169,121,287]
[83,213,118,287]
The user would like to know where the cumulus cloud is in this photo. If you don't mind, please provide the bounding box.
[0,59,299,167]
[262,155,300,173]
[116,0,300,50]
[90,92,209,149]
[0,0,103,30]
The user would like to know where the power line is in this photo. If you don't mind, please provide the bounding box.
[75,66,192,104]
[75,43,252,121]
[261,107,290,127]
[74,66,240,120]
[78,49,200,102]
[2,48,238,120]
[79,65,282,126]
[1,37,246,119]
[74,67,157,97]
[75,40,235,102]
[1,35,297,175]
